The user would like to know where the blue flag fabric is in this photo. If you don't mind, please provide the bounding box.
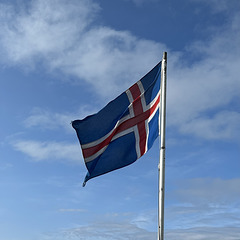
[72,62,161,185]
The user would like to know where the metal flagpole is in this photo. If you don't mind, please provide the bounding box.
[158,52,167,240]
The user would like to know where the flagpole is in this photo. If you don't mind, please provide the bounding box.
[158,52,167,240]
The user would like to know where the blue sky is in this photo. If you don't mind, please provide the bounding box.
[0,0,240,239]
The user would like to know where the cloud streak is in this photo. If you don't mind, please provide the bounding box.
[41,222,240,240]
[167,11,240,140]
[1,0,240,141]
[166,227,240,240]
[23,107,97,132]
[174,178,240,204]
[166,178,240,230]
[12,140,82,162]
[0,0,164,97]
[0,0,99,63]
[42,222,156,240]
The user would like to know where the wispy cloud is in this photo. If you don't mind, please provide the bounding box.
[166,178,240,230]
[167,11,240,140]
[12,140,82,162]
[0,0,99,63]
[41,221,240,240]
[166,227,240,240]
[58,208,87,213]
[191,0,240,13]
[42,221,156,240]
[131,210,156,231]
[124,0,158,6]
[174,178,240,204]
[23,107,97,132]
[0,163,13,171]
[0,0,164,98]
[0,0,239,142]
[179,111,240,140]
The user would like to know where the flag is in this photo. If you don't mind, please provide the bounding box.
[72,62,161,185]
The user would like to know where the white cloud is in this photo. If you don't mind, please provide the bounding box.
[124,0,158,6]
[131,212,156,231]
[179,111,240,140]
[23,107,96,132]
[51,27,164,97]
[191,0,240,13]
[167,10,240,140]
[12,140,82,162]
[0,0,99,63]
[0,0,164,98]
[0,163,13,171]
[42,222,156,240]
[174,178,240,204]
[0,0,239,141]
[165,178,240,230]
[166,227,240,240]
[41,222,240,240]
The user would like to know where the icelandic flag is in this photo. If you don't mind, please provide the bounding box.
[72,62,161,185]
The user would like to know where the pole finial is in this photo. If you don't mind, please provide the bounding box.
[163,52,167,61]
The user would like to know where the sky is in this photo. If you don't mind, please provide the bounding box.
[0,0,240,239]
